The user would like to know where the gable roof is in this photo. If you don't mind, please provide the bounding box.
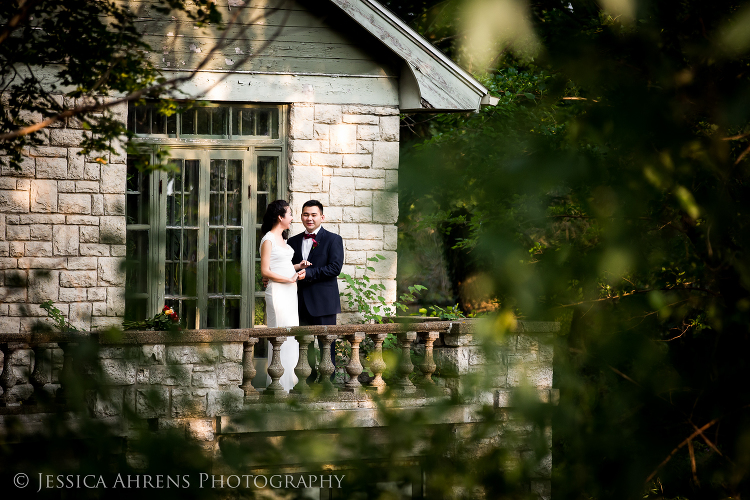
[328,0,492,112]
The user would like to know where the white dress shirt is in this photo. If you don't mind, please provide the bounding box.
[301,227,321,261]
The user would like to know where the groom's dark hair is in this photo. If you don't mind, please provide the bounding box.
[302,199,324,213]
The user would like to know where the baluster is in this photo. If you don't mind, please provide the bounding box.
[418,332,440,385]
[343,332,365,393]
[239,338,259,402]
[265,337,287,398]
[56,341,77,405]
[395,331,417,394]
[0,342,21,407]
[28,343,54,405]
[291,334,314,395]
[366,333,388,393]
[316,334,338,393]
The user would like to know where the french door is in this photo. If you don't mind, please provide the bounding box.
[151,147,282,329]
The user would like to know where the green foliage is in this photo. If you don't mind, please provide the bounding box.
[0,0,222,170]
[399,1,750,498]
[339,254,426,323]
[419,303,470,320]
[40,300,79,332]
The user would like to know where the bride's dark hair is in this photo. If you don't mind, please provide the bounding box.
[261,200,290,239]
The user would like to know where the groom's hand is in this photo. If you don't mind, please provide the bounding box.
[262,277,269,288]
[297,269,306,280]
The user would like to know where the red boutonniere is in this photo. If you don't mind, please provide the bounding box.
[312,239,318,250]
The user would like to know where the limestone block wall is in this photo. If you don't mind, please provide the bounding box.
[0,100,128,333]
[434,321,557,499]
[286,104,400,324]
[435,321,557,403]
[90,343,245,419]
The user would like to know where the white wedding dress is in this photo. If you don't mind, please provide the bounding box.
[260,232,299,391]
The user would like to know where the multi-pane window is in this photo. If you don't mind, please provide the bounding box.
[125,103,286,331]
[128,104,280,139]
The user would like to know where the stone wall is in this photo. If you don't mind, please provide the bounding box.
[435,321,556,405]
[0,101,398,330]
[0,99,128,333]
[90,343,245,419]
[286,104,400,324]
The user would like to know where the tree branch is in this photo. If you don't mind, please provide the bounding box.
[0,0,45,47]
[0,0,293,143]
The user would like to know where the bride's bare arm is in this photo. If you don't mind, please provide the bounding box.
[260,240,298,284]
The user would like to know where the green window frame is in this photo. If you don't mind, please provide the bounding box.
[125,103,287,330]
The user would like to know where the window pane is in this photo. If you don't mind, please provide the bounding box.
[257,110,270,136]
[208,260,221,294]
[124,298,148,323]
[210,107,228,136]
[210,159,226,225]
[257,156,278,194]
[226,299,241,329]
[133,105,150,134]
[226,229,242,295]
[207,298,222,328]
[125,229,149,294]
[167,160,183,226]
[182,229,198,296]
[152,108,166,134]
[126,156,150,225]
[184,160,199,226]
[196,107,210,135]
[227,160,242,225]
[167,113,177,135]
[256,193,269,224]
[208,228,222,260]
[181,109,195,135]
[165,260,179,296]
[271,109,279,139]
[243,109,255,135]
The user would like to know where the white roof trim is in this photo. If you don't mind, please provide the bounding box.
[328,0,490,112]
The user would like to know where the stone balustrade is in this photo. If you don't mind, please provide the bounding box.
[0,320,558,417]
[0,320,557,500]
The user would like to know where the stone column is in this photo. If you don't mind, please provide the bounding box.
[316,334,338,393]
[56,341,77,405]
[0,343,21,406]
[343,332,365,393]
[291,334,314,395]
[395,331,417,394]
[366,332,388,393]
[239,338,259,401]
[28,343,55,405]
[418,332,440,385]
[264,337,287,398]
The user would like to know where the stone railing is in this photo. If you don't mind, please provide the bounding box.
[0,320,557,417]
[0,320,557,500]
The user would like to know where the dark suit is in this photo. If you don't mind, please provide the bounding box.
[287,226,344,325]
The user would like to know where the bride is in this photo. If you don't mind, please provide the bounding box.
[259,200,310,391]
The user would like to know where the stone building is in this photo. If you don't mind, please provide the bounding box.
[0,0,493,334]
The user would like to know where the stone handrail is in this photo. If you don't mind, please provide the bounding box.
[0,320,474,410]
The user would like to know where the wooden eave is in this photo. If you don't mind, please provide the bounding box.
[328,0,491,112]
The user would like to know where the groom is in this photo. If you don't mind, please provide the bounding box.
[287,200,344,326]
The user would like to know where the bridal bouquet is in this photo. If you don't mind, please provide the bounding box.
[122,305,181,331]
